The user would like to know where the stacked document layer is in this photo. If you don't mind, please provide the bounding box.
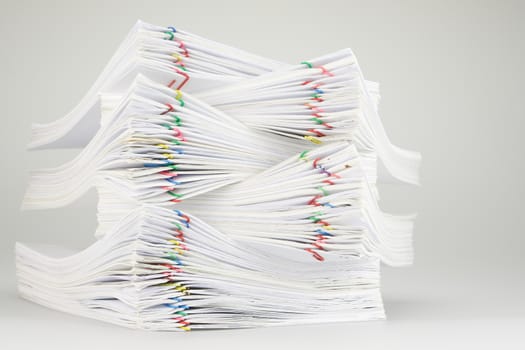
[18,20,420,331]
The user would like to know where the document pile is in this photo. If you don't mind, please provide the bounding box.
[17,21,420,330]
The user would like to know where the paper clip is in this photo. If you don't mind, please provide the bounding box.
[317,220,330,227]
[172,115,182,126]
[160,170,178,177]
[166,178,181,186]
[315,229,333,237]
[304,135,322,144]
[164,31,174,41]
[171,127,185,141]
[304,248,325,262]
[301,61,313,69]
[305,103,324,113]
[311,117,324,125]
[178,41,189,57]
[168,191,183,199]
[318,65,334,77]
[311,95,324,102]
[174,210,191,227]
[168,69,190,91]
[299,150,309,161]
[161,103,175,115]
[308,195,322,206]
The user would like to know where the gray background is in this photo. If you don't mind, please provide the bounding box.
[1,0,524,348]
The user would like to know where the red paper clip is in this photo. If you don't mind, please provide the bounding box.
[308,195,322,206]
[319,65,334,77]
[178,41,189,57]
[308,129,326,137]
[160,171,178,177]
[305,248,325,262]
[161,103,175,115]
[174,68,190,90]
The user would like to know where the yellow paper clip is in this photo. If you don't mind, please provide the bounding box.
[172,53,183,62]
[174,283,187,293]
[175,286,185,292]
[304,135,322,144]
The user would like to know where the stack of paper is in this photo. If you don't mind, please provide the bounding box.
[17,20,420,331]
